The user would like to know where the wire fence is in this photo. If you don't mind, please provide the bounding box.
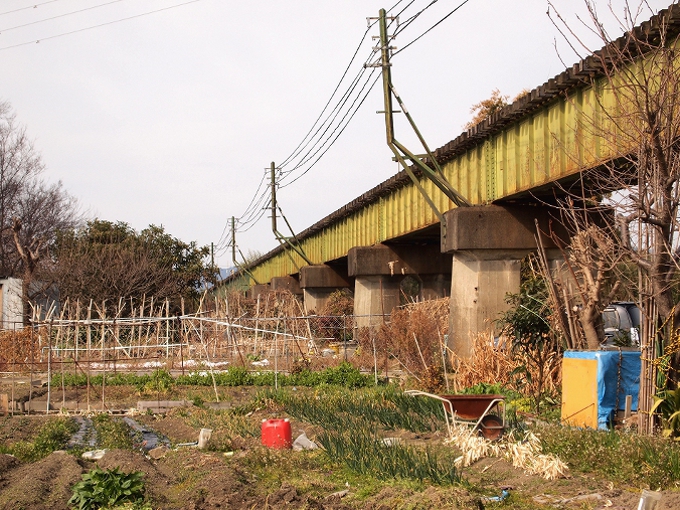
[0,293,454,415]
[0,312,386,377]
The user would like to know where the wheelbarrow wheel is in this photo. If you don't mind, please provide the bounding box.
[478,414,504,441]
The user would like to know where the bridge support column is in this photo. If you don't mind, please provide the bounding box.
[247,284,270,299]
[354,276,401,326]
[443,205,567,358]
[299,265,350,313]
[419,274,450,301]
[348,244,451,327]
[449,250,527,357]
[270,276,302,296]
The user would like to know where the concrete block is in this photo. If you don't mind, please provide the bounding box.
[303,288,348,314]
[300,265,349,288]
[137,400,192,413]
[448,250,527,358]
[354,276,401,327]
[270,276,302,295]
[442,205,567,252]
[247,284,270,299]
[348,244,450,277]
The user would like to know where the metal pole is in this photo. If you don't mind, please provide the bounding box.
[378,9,394,145]
[271,162,277,233]
[231,216,237,266]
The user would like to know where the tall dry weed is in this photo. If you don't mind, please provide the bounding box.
[451,333,562,398]
[353,299,449,390]
[0,328,46,373]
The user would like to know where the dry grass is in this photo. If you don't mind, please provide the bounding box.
[450,333,562,397]
[0,328,47,373]
[446,424,569,480]
[352,299,449,390]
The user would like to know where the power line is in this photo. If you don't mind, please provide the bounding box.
[221,0,421,253]
[278,26,373,169]
[279,51,377,178]
[280,72,381,189]
[0,0,203,50]
[280,69,379,187]
[394,0,439,36]
[0,0,62,17]
[393,0,472,56]
[0,0,126,34]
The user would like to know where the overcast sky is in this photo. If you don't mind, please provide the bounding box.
[0,0,673,267]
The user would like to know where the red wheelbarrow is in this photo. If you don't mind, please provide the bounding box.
[405,390,506,440]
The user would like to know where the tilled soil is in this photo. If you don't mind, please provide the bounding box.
[1,384,680,509]
[0,451,82,510]
[0,445,680,509]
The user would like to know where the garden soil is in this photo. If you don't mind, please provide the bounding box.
[1,386,680,508]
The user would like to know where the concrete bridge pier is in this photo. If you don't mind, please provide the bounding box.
[443,205,565,358]
[419,273,451,301]
[348,244,451,327]
[247,284,270,299]
[299,265,351,313]
[270,275,302,296]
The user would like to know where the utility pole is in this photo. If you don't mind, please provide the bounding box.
[269,162,312,266]
[270,162,277,233]
[231,216,236,267]
[368,9,470,226]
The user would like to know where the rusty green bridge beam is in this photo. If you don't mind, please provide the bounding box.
[233,6,676,287]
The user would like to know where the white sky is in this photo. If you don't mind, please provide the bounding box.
[0,0,673,267]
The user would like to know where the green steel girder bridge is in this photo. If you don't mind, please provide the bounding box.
[227,4,679,345]
[241,57,619,284]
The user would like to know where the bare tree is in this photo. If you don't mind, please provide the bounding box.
[545,201,625,349]
[547,2,680,433]
[0,100,79,287]
[549,1,680,320]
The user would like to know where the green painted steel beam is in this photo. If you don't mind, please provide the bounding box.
[245,54,632,285]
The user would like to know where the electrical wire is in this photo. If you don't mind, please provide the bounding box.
[0,0,126,34]
[279,50,377,179]
[280,71,380,189]
[0,0,203,50]
[280,68,379,187]
[278,26,373,169]
[0,0,62,17]
[393,0,472,57]
[219,0,427,256]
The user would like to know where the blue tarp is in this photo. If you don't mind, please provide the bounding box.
[564,350,641,429]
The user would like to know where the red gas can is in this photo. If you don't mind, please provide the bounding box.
[261,418,292,449]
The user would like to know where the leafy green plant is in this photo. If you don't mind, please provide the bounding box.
[497,267,562,413]
[0,417,77,462]
[55,362,373,390]
[317,428,459,484]
[267,387,458,484]
[651,387,680,439]
[69,467,145,510]
[92,414,133,450]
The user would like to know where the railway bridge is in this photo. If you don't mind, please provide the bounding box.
[229,7,678,356]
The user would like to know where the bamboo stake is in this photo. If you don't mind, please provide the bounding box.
[86,300,92,412]
[100,303,106,411]
[74,300,81,363]
[413,333,428,370]
[47,320,52,415]
[439,331,450,391]
[254,294,261,357]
